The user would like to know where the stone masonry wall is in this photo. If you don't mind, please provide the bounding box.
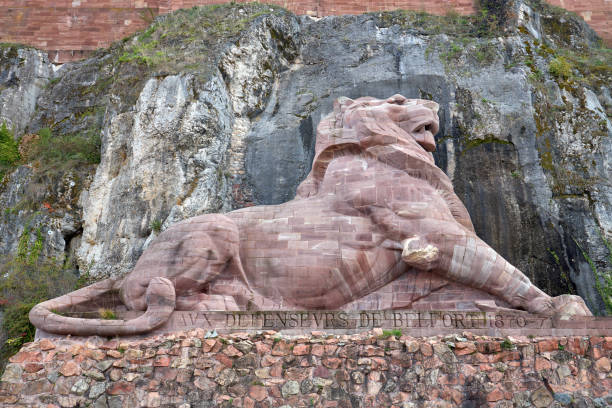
[0,0,609,63]
[1,329,611,407]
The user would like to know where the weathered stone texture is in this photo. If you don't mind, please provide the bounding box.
[2,330,611,407]
[0,0,610,331]
[0,46,51,136]
[0,1,609,64]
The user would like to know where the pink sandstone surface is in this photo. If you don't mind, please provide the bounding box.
[29,95,591,337]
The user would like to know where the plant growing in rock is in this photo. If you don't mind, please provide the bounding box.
[573,237,612,315]
[549,56,573,79]
[0,227,82,372]
[27,127,101,170]
[150,219,162,233]
[381,329,402,339]
[0,122,19,180]
[98,308,117,320]
[501,338,514,350]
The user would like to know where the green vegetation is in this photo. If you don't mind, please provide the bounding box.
[0,122,19,180]
[374,1,501,38]
[1,125,101,212]
[380,329,402,339]
[500,338,514,350]
[9,127,100,210]
[27,127,101,169]
[116,3,285,74]
[150,219,162,233]
[549,56,573,79]
[548,248,575,295]
[98,308,117,320]
[573,237,612,314]
[379,0,506,71]
[462,135,512,153]
[0,227,82,370]
[552,47,611,90]
[46,77,61,88]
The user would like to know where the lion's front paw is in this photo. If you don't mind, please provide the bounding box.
[524,294,592,318]
[552,294,592,319]
[524,295,555,315]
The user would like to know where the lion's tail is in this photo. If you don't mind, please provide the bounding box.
[29,277,175,337]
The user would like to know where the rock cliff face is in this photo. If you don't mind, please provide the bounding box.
[0,0,610,316]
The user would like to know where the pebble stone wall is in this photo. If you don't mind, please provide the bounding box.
[0,1,609,63]
[1,328,611,407]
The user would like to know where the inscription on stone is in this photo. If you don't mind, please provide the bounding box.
[153,310,605,335]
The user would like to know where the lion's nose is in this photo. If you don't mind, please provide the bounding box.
[416,133,436,152]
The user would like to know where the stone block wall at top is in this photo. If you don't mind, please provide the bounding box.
[0,0,609,62]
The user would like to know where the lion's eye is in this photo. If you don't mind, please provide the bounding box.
[425,124,432,132]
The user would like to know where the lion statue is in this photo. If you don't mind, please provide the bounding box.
[30,94,591,336]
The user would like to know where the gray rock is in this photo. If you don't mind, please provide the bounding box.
[531,387,554,408]
[1,364,22,383]
[107,396,123,408]
[554,393,572,405]
[214,368,238,386]
[0,46,51,136]
[70,378,89,395]
[47,371,59,383]
[83,369,105,381]
[95,360,113,372]
[75,11,299,278]
[300,378,314,394]
[93,396,109,408]
[88,381,107,400]
[282,380,300,397]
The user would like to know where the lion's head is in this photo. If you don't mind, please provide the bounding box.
[332,94,440,152]
[296,95,442,198]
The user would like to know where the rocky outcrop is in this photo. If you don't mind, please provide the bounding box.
[239,1,612,314]
[0,1,610,315]
[75,11,300,278]
[2,330,611,407]
[0,46,51,136]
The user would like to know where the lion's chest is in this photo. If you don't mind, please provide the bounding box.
[229,156,442,308]
[232,200,403,308]
[317,156,441,210]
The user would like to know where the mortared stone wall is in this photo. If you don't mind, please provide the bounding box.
[1,329,611,407]
[0,0,609,63]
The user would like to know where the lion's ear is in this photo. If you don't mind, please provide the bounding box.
[421,100,440,115]
[334,96,355,113]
